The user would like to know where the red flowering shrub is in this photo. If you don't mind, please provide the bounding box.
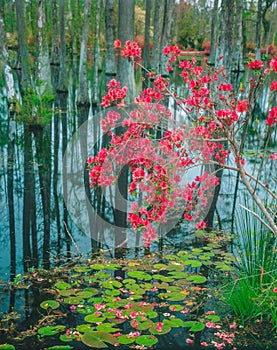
[89,41,277,247]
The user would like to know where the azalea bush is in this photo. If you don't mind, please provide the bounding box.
[88,39,277,247]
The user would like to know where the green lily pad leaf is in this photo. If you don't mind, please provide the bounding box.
[105,288,120,296]
[102,280,122,289]
[40,299,60,310]
[153,263,168,270]
[76,291,95,299]
[187,275,207,284]
[164,318,186,327]
[131,302,154,312]
[135,335,158,346]
[153,274,174,282]
[105,263,121,270]
[74,266,91,273]
[55,282,71,290]
[38,325,65,336]
[191,248,203,254]
[167,263,184,271]
[216,264,233,271]
[90,263,106,270]
[169,305,185,312]
[146,311,158,318]
[64,296,84,305]
[153,281,169,289]
[117,335,136,344]
[94,271,112,279]
[205,314,220,322]
[58,289,75,297]
[0,345,16,350]
[183,321,205,332]
[47,346,73,350]
[60,334,75,342]
[76,324,94,333]
[84,314,106,323]
[88,297,104,304]
[149,323,171,335]
[130,319,153,330]
[168,271,188,279]
[182,260,202,267]
[81,331,117,348]
[76,306,96,315]
[96,324,120,332]
[189,322,205,332]
[127,271,152,281]
[164,254,179,261]
[123,278,136,284]
[167,293,186,301]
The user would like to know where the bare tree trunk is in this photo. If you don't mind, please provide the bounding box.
[50,0,59,65]
[142,0,152,89]
[15,0,32,88]
[58,0,68,92]
[92,0,101,106]
[255,0,262,60]
[215,0,234,75]
[152,0,165,73]
[104,0,117,85]
[160,0,175,76]
[36,0,52,91]
[77,0,92,106]
[208,0,219,66]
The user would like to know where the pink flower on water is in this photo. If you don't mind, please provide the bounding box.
[70,305,77,311]
[273,287,277,293]
[186,338,194,344]
[230,322,237,329]
[155,322,163,333]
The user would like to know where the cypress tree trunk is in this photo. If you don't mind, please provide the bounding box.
[50,0,59,65]
[104,0,117,85]
[255,0,262,60]
[208,0,219,66]
[142,0,152,89]
[152,0,165,73]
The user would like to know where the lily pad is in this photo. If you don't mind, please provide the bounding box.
[149,323,171,334]
[117,335,136,345]
[127,271,152,281]
[187,275,207,284]
[135,335,158,346]
[47,346,73,350]
[74,266,91,273]
[168,271,188,279]
[84,314,106,323]
[38,325,65,336]
[96,324,120,332]
[164,318,186,327]
[153,274,174,282]
[102,280,122,289]
[60,334,75,342]
[55,282,71,290]
[0,345,16,350]
[169,304,185,312]
[183,321,205,332]
[40,299,60,310]
[205,314,220,322]
[130,319,153,330]
[63,296,84,305]
[182,259,202,267]
[76,324,94,333]
[81,331,117,348]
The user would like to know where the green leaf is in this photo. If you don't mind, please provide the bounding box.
[63,296,84,305]
[84,314,106,323]
[102,280,122,289]
[169,304,185,312]
[74,266,91,273]
[168,271,188,279]
[55,282,71,290]
[127,271,152,281]
[76,324,94,333]
[153,274,174,282]
[117,335,136,344]
[149,323,171,334]
[205,314,220,322]
[182,321,205,332]
[135,335,158,346]
[0,345,16,350]
[187,275,207,284]
[164,318,186,328]
[59,334,75,342]
[40,299,60,310]
[182,260,202,267]
[81,331,117,348]
[96,324,120,332]
[38,325,65,336]
[130,319,153,330]
[47,346,73,350]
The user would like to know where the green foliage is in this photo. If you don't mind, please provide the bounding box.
[15,83,55,126]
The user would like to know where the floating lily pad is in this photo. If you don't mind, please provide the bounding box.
[76,324,94,333]
[205,314,220,322]
[55,282,71,290]
[146,311,158,318]
[105,263,121,270]
[58,289,75,297]
[153,263,168,270]
[104,288,121,296]
[96,324,120,332]
[102,280,122,289]
[127,271,152,281]
[187,275,207,284]
[149,323,171,334]
[117,335,136,345]
[64,296,84,305]
[183,321,205,332]
[40,299,60,310]
[130,319,153,330]
[90,263,106,270]
[164,318,186,328]
[168,271,188,279]
[47,346,73,350]
[167,292,186,301]
[169,304,185,312]
[59,334,75,342]
[84,314,106,323]
[81,331,117,348]
[135,335,158,346]
[38,325,65,336]
[182,259,202,267]
[153,274,174,282]
[74,266,91,273]
[0,345,16,350]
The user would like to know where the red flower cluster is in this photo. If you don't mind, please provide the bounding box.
[266,106,277,127]
[270,80,277,91]
[121,40,141,59]
[101,79,127,108]
[248,59,264,70]
[270,56,277,73]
